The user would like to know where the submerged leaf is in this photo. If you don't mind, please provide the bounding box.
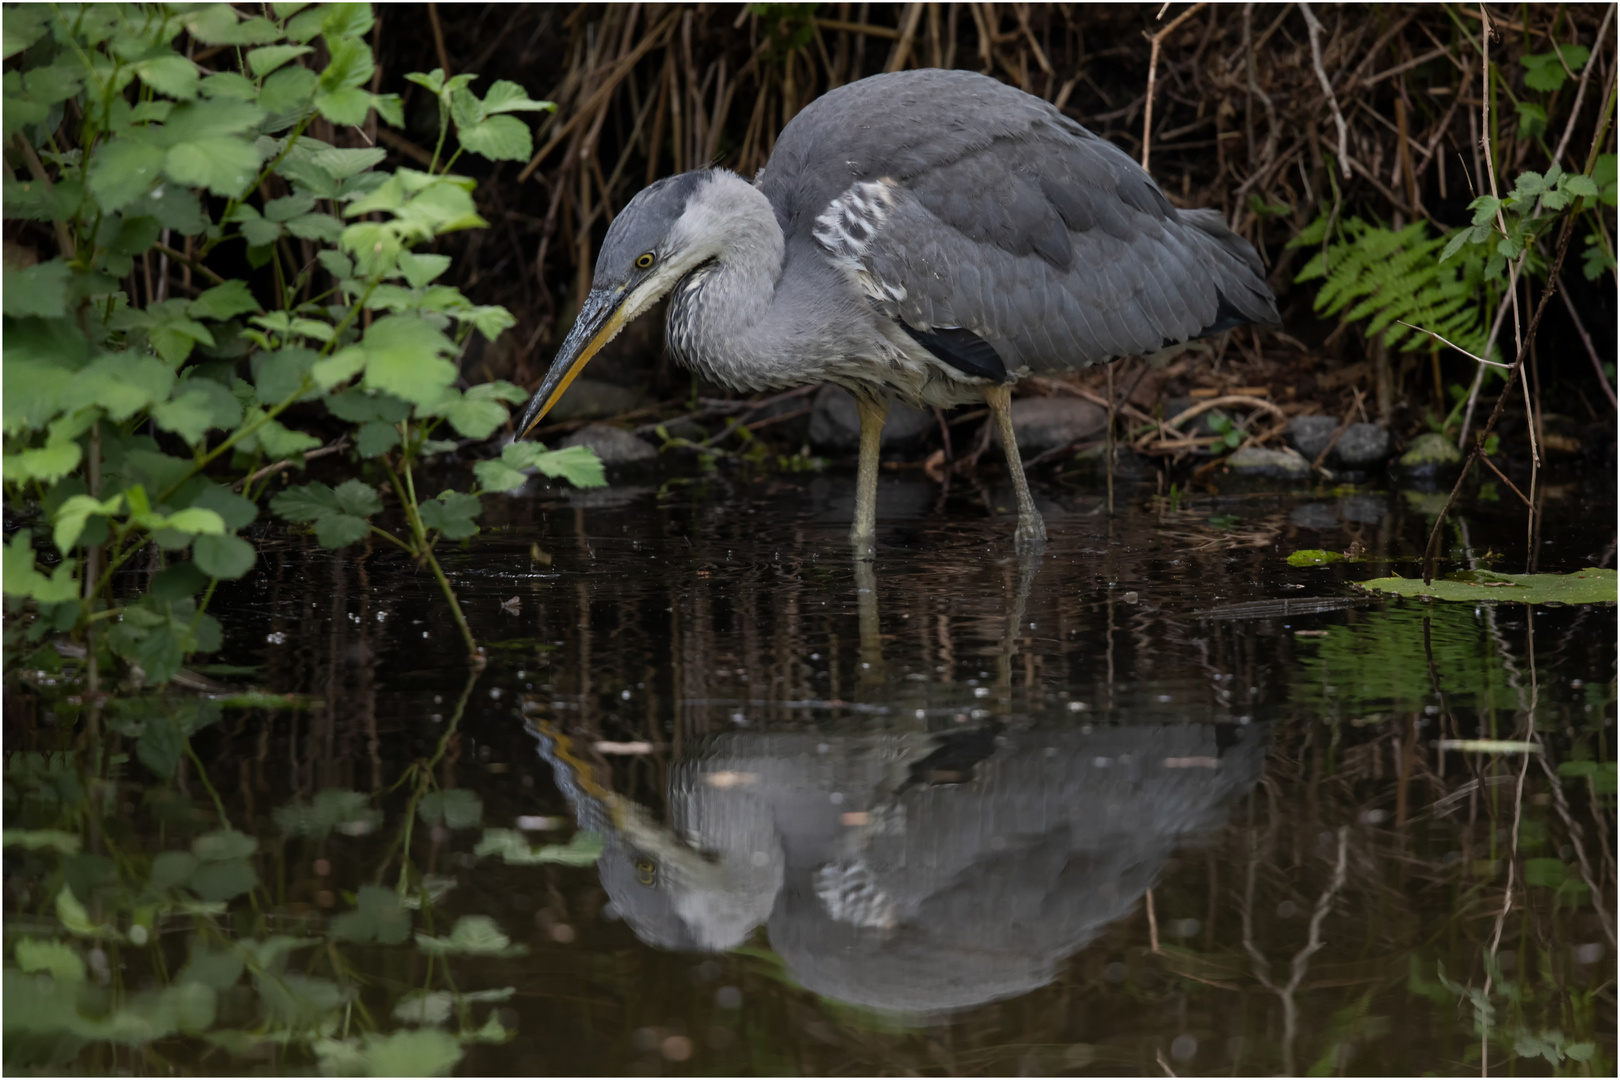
[1357,568,1616,605]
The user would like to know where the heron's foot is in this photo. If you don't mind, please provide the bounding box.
[1014,514,1047,549]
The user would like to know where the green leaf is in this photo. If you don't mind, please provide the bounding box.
[135,54,199,100]
[315,85,372,125]
[189,858,258,902]
[200,71,257,101]
[309,146,387,178]
[314,514,370,547]
[147,850,200,892]
[1523,857,1567,888]
[472,458,529,493]
[3,4,51,59]
[285,212,344,242]
[54,493,125,554]
[4,531,79,603]
[1357,568,1616,604]
[357,1029,463,1078]
[355,421,399,458]
[456,115,532,162]
[311,345,367,389]
[253,346,319,403]
[473,828,604,867]
[358,314,458,406]
[330,884,411,945]
[189,279,259,321]
[421,388,506,439]
[1562,173,1599,200]
[192,829,258,866]
[2,258,71,317]
[14,938,86,983]
[152,389,220,444]
[530,445,607,489]
[326,388,412,423]
[418,490,482,540]
[418,789,482,829]
[259,64,318,117]
[270,481,342,522]
[397,252,452,288]
[157,507,226,537]
[253,415,321,459]
[333,478,382,516]
[247,44,312,78]
[414,914,524,957]
[165,134,263,199]
[57,885,119,939]
[480,80,554,115]
[87,138,167,212]
[273,789,380,838]
[193,534,255,579]
[2,828,82,854]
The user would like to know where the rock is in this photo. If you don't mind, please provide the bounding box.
[1287,415,1340,460]
[1397,432,1463,474]
[1336,423,1391,466]
[1338,493,1387,524]
[1289,503,1340,530]
[557,424,658,464]
[1225,446,1311,479]
[808,385,934,453]
[990,396,1108,454]
[547,377,644,422]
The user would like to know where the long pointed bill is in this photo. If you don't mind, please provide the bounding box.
[516,287,632,440]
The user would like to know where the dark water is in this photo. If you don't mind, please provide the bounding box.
[8,463,1617,1075]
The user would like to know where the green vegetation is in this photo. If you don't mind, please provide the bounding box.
[1358,567,1617,604]
[2,2,604,686]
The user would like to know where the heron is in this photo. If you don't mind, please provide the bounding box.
[517,68,1278,549]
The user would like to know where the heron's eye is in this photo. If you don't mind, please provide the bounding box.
[635,858,656,885]
[635,252,655,269]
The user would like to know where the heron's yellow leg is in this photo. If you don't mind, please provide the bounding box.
[984,384,1047,547]
[850,395,887,551]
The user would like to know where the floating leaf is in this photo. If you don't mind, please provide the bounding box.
[1357,568,1616,605]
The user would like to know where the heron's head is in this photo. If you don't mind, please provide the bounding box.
[516,169,757,437]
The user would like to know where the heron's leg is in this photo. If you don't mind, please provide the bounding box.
[850,395,888,552]
[984,384,1047,547]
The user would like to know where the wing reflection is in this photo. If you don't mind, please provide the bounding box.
[531,714,1267,1014]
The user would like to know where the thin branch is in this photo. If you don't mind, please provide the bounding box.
[1553,2,1615,166]
[1394,320,1513,367]
[1299,3,1352,178]
[1141,2,1209,171]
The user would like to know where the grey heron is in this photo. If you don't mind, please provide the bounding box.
[517,69,1278,548]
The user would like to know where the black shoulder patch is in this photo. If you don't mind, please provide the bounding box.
[899,321,1009,383]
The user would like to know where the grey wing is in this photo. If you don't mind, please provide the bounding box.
[833,128,1278,375]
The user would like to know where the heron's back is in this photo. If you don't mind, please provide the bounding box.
[755,69,1277,376]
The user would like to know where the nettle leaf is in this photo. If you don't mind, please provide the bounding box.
[186,279,259,322]
[4,530,80,603]
[87,137,167,212]
[252,346,319,404]
[310,146,386,179]
[247,44,312,78]
[421,388,506,440]
[200,70,256,100]
[193,534,255,579]
[397,252,451,288]
[330,884,411,945]
[270,480,378,548]
[151,389,220,444]
[414,915,525,958]
[480,80,553,115]
[358,314,458,406]
[3,5,52,59]
[2,258,71,318]
[418,490,482,540]
[315,85,371,126]
[237,408,319,459]
[135,54,199,100]
[504,443,608,489]
[54,493,125,553]
[333,478,383,517]
[326,388,412,424]
[355,421,399,458]
[259,64,319,118]
[456,114,532,162]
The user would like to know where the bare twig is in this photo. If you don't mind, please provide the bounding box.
[1299,3,1352,178]
[427,2,452,77]
[1394,320,1513,367]
[1553,2,1615,166]
[1141,3,1209,171]
[233,439,350,492]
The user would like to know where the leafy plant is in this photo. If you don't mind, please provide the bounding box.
[1289,216,1493,362]
[2,2,604,680]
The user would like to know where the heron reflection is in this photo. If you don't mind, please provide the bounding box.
[529,712,1265,1015]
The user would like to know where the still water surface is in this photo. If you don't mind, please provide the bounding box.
[13,465,1618,1074]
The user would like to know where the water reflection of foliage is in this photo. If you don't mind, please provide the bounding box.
[0,666,589,1075]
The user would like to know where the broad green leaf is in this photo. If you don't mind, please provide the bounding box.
[54,493,125,553]
[247,44,312,78]
[354,421,399,457]
[165,138,263,198]
[359,315,458,406]
[87,138,167,212]
[481,80,553,114]
[397,251,451,288]
[472,458,528,493]
[14,938,85,983]
[330,884,411,945]
[531,445,607,489]
[313,513,369,547]
[253,346,318,403]
[319,32,374,90]
[3,356,75,435]
[310,345,366,389]
[273,789,380,837]
[200,70,257,100]
[2,258,71,317]
[332,478,382,516]
[156,507,225,537]
[1523,857,1567,888]
[421,388,505,439]
[456,114,532,162]
[309,146,386,178]
[193,534,255,579]
[2,828,82,854]
[188,279,259,320]
[253,415,320,459]
[57,885,119,939]
[418,490,481,540]
[259,64,318,117]
[3,4,51,59]
[465,381,527,404]
[325,388,412,423]
[285,212,343,242]
[414,914,523,957]
[270,481,341,521]
[1357,568,1616,604]
[315,85,372,126]
[189,858,258,901]
[2,425,84,486]
[147,850,199,892]
[135,54,198,100]
[358,1029,463,1078]
[152,388,220,444]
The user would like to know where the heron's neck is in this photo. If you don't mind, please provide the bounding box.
[666,172,796,392]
